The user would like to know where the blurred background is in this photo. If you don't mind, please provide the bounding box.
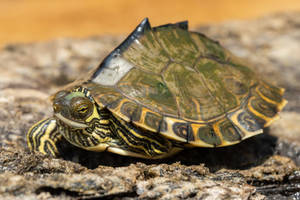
[1,0,300,48]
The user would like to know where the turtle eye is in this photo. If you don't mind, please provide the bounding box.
[76,104,89,114]
[71,97,93,119]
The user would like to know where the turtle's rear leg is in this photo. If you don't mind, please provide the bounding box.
[27,118,62,156]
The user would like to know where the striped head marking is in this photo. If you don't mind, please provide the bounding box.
[53,87,100,129]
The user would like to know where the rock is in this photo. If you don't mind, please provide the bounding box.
[1,12,300,199]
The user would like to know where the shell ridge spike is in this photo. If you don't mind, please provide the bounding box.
[111,17,151,54]
[153,20,188,30]
[91,18,151,79]
[175,21,188,30]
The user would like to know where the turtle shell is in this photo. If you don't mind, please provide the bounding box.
[80,18,286,147]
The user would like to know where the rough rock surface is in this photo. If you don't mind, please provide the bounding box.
[1,12,300,199]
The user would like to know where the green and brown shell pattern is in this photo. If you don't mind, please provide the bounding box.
[71,18,287,147]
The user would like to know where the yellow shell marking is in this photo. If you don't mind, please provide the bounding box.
[247,96,279,128]
[160,117,187,142]
[228,108,263,139]
[189,123,214,147]
[133,107,161,132]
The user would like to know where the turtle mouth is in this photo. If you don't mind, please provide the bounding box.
[54,113,88,129]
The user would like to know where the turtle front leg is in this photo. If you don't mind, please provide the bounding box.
[27,118,62,156]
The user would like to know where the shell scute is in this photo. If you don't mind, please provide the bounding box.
[86,84,122,108]
[195,58,239,112]
[172,122,195,142]
[143,111,163,132]
[159,117,188,143]
[197,124,222,146]
[163,62,224,121]
[119,100,141,121]
[227,107,263,138]
[215,119,242,143]
[190,32,228,61]
[258,82,285,104]
[117,68,178,116]
[131,107,163,133]
[153,26,200,66]
[122,30,169,74]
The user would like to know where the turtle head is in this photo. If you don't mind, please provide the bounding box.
[52,87,99,129]
[52,87,112,152]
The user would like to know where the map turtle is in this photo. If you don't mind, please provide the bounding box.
[27,18,287,158]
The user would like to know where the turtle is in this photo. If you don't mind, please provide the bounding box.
[27,18,287,159]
